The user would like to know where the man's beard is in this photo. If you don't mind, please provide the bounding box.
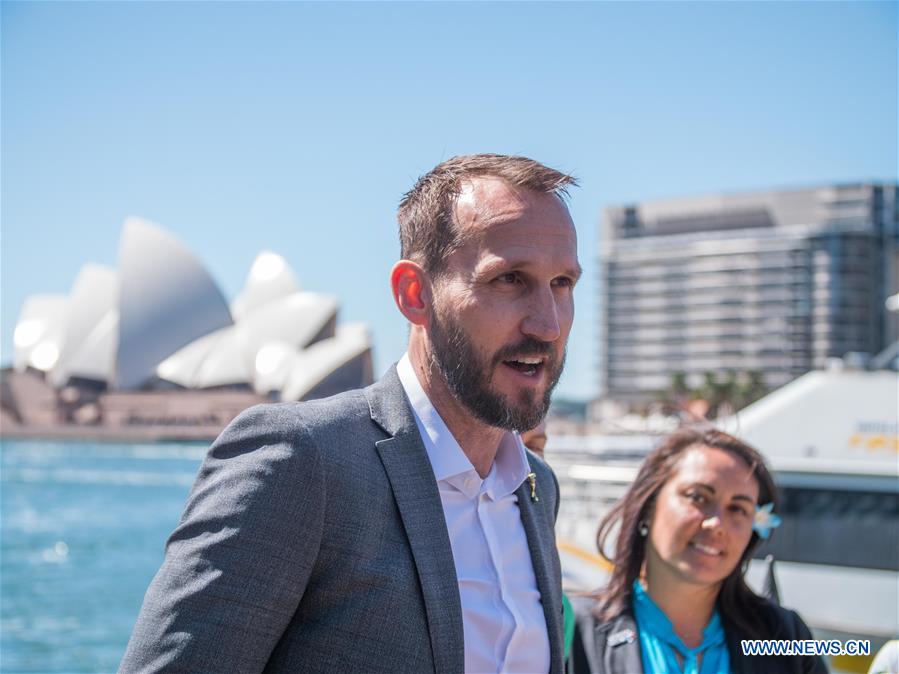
[427,309,565,431]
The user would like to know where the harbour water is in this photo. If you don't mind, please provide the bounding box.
[1,440,205,673]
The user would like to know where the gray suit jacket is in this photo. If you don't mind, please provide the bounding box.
[120,366,564,673]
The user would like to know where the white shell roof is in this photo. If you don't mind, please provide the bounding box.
[156,291,337,389]
[13,295,70,373]
[239,291,338,352]
[116,217,233,389]
[156,325,252,389]
[253,340,300,394]
[62,309,119,384]
[156,328,228,388]
[230,251,300,321]
[51,264,117,386]
[280,324,371,401]
[189,328,253,388]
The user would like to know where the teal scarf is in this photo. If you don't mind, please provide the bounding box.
[632,581,730,674]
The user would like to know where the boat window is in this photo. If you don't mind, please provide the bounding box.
[753,486,899,571]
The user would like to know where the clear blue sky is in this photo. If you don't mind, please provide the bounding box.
[2,1,896,400]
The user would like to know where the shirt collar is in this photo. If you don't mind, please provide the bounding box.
[396,353,530,499]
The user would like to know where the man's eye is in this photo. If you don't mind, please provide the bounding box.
[496,273,520,284]
[552,276,573,288]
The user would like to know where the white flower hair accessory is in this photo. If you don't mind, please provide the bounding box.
[753,503,782,540]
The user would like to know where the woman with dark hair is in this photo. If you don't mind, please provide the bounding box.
[568,427,826,674]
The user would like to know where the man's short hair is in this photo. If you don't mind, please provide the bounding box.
[397,154,577,276]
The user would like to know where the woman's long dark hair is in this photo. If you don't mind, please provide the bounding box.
[592,427,778,639]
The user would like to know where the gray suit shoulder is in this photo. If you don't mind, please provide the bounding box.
[222,387,371,438]
[209,387,376,459]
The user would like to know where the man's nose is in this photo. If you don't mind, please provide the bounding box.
[521,288,561,342]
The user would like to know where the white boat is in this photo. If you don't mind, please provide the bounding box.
[723,366,898,670]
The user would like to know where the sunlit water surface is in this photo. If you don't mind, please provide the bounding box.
[1,440,205,673]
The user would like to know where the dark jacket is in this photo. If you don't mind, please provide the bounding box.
[568,596,828,674]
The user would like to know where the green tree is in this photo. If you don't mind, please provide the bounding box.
[744,369,767,406]
[669,371,689,399]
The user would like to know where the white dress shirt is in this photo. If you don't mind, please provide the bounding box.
[397,354,550,674]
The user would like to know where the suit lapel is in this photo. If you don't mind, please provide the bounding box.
[367,369,465,674]
[516,478,564,674]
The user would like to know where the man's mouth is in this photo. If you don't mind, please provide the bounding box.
[689,540,724,557]
[502,357,545,377]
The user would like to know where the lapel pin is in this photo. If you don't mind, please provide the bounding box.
[527,472,539,502]
[608,629,636,647]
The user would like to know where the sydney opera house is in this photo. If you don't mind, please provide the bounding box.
[1,218,373,440]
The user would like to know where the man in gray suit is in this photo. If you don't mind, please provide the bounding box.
[121,154,581,674]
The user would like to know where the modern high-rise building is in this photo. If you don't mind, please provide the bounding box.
[599,183,898,405]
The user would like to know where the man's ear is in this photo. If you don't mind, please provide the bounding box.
[390,260,431,326]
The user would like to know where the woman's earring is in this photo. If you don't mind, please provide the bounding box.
[638,522,649,537]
